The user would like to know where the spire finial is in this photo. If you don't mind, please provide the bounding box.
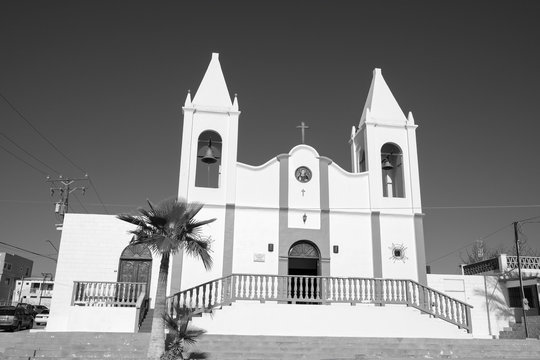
[184,89,192,106]
[232,93,238,110]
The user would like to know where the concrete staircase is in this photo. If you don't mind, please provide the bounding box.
[0,332,149,360]
[138,309,153,333]
[1,333,540,360]
[499,316,540,339]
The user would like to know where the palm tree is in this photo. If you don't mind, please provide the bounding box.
[161,304,208,360]
[118,198,215,360]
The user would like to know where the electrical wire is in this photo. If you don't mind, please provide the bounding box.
[426,222,514,265]
[0,91,85,174]
[0,142,49,176]
[0,132,61,175]
[0,90,109,214]
[88,177,109,214]
[0,241,57,262]
[72,193,89,213]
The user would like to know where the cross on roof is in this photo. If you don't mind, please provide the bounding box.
[296,122,309,144]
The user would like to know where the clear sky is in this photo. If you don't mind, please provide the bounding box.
[1,1,539,277]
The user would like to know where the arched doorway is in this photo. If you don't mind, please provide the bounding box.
[288,241,320,276]
[288,241,320,303]
[118,243,152,292]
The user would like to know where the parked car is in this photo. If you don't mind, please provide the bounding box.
[0,306,34,331]
[33,305,49,314]
[34,309,49,326]
[15,303,37,317]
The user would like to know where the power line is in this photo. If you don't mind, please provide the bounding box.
[0,90,109,214]
[0,91,85,174]
[0,142,49,176]
[0,241,57,262]
[72,193,89,213]
[426,222,514,265]
[88,177,109,214]
[0,132,61,175]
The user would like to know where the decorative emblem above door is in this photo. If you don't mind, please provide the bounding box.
[295,166,312,183]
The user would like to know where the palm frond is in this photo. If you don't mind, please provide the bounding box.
[183,239,213,270]
[161,312,179,333]
[185,352,209,359]
[117,214,148,228]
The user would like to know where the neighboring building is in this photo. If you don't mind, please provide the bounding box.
[462,254,540,318]
[12,276,54,308]
[0,253,33,305]
[47,53,510,338]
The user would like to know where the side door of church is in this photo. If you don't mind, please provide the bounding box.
[118,243,153,301]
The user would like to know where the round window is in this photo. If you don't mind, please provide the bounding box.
[295,166,312,183]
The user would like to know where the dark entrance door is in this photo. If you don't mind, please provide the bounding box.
[118,243,152,298]
[288,241,320,303]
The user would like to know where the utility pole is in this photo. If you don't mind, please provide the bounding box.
[513,221,529,338]
[47,175,87,230]
[38,272,53,306]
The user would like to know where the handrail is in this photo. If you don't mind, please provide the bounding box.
[71,281,147,307]
[135,290,149,330]
[167,274,473,333]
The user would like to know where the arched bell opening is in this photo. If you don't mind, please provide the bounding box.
[381,143,405,198]
[195,130,222,188]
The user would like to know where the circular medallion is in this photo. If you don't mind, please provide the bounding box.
[295,166,312,183]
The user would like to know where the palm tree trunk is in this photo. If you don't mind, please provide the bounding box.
[147,252,170,360]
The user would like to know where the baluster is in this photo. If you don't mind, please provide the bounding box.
[443,295,449,319]
[268,276,273,300]
[249,275,254,299]
[362,279,367,302]
[239,275,244,299]
[344,278,350,302]
[286,277,291,301]
[451,299,456,323]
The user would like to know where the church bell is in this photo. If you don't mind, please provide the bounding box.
[381,157,393,170]
[201,139,218,164]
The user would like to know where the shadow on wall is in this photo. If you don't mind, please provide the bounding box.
[473,276,514,324]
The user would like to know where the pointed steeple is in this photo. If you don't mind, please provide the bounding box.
[184,90,192,107]
[360,68,407,126]
[232,93,238,111]
[192,53,233,108]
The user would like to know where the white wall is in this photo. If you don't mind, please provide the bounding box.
[329,212,373,278]
[379,214,418,281]
[192,301,471,339]
[236,161,280,208]
[232,207,279,275]
[427,274,513,338]
[47,214,160,332]
[178,206,226,291]
[62,306,138,332]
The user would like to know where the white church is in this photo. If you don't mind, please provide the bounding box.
[46,53,518,339]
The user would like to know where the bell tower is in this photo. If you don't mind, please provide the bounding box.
[350,68,426,284]
[178,53,240,206]
[350,68,421,211]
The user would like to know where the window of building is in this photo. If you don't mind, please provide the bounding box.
[5,278,10,285]
[508,286,536,308]
[3,262,12,271]
[25,268,30,276]
[195,130,222,188]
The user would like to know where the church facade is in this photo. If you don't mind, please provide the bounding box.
[47,54,514,338]
[172,53,426,295]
